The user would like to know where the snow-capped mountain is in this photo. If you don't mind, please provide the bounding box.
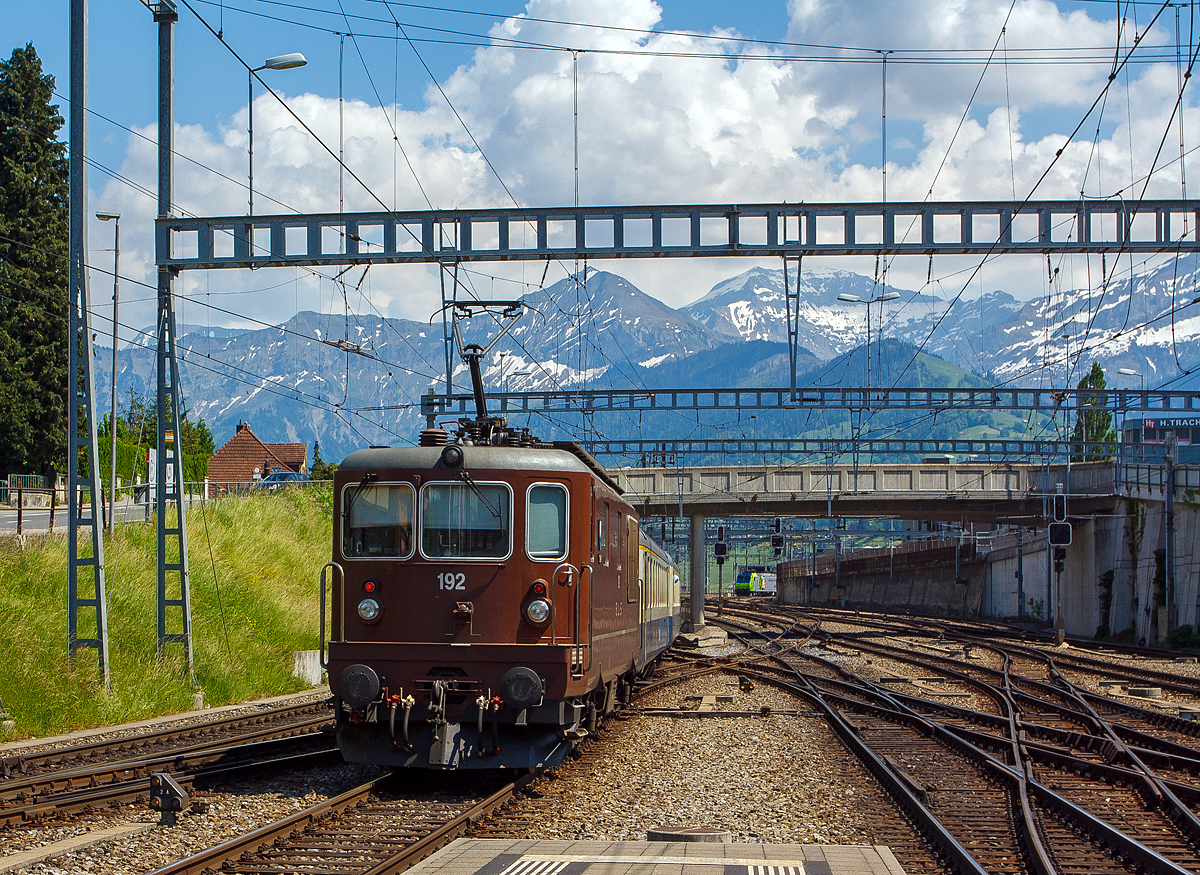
[470,269,721,389]
[967,255,1200,384]
[682,257,1200,385]
[97,253,1200,462]
[682,265,941,359]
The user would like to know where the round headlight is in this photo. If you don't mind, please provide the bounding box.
[357,598,381,623]
[525,598,551,625]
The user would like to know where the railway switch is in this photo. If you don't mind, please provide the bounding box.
[149,772,189,827]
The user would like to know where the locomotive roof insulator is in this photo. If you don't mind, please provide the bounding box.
[420,427,450,447]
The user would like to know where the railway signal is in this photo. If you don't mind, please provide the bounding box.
[1048,522,1072,546]
[1052,487,1067,522]
[713,527,727,615]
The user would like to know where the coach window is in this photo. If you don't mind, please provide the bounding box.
[527,484,568,561]
[343,483,415,559]
[421,482,511,559]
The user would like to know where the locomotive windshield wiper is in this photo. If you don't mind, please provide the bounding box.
[343,472,377,522]
[460,470,502,519]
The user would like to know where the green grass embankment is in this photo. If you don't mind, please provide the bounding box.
[0,487,333,742]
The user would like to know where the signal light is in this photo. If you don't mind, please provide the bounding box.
[773,517,781,534]
[716,525,725,543]
[1052,493,1067,522]
[363,580,377,593]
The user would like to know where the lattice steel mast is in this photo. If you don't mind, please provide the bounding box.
[67,0,110,687]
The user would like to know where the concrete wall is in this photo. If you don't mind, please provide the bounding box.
[980,535,1050,620]
[779,543,987,618]
[975,498,1200,641]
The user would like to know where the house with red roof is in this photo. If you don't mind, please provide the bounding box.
[207,422,307,491]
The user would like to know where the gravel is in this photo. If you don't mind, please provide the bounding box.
[479,673,902,846]
[2,762,383,875]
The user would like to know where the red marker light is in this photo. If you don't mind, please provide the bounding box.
[532,583,546,595]
[363,580,377,593]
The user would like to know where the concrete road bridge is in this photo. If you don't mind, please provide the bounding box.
[611,459,1117,524]
[620,459,1200,652]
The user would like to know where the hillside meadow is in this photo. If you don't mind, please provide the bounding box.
[0,487,333,741]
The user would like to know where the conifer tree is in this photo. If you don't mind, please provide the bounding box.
[0,44,68,476]
[1071,361,1117,460]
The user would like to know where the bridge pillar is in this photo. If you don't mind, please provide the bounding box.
[689,514,706,631]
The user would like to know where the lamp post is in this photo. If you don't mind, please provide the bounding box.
[508,368,532,394]
[837,290,899,493]
[836,290,901,391]
[1117,368,1143,469]
[249,53,307,216]
[97,211,119,533]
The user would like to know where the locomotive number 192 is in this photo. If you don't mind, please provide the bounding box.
[437,572,467,590]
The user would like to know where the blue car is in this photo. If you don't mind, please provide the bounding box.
[254,471,309,491]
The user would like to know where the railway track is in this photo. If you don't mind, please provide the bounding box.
[0,733,339,828]
[136,666,696,875]
[144,772,529,875]
[712,602,1200,875]
[0,697,333,829]
[0,697,330,780]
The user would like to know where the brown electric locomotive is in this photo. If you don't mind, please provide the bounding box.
[320,419,681,770]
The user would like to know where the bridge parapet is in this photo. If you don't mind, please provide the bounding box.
[615,461,1036,504]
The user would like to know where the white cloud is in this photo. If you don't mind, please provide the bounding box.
[92,0,1200,340]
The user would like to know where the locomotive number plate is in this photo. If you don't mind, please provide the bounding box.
[437,572,467,590]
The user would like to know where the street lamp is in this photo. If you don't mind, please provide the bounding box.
[96,210,119,533]
[507,368,532,394]
[1118,367,1144,392]
[249,52,307,216]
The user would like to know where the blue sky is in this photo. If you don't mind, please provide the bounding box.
[2,0,1196,338]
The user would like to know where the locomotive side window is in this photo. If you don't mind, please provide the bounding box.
[343,483,415,559]
[421,482,512,559]
[526,484,568,560]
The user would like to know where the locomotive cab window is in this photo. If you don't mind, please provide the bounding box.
[421,482,512,559]
[526,484,568,560]
[343,483,415,559]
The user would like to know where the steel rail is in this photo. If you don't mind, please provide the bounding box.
[0,714,329,807]
[145,653,702,875]
[145,774,396,875]
[356,774,538,875]
[1,736,338,828]
[720,614,1200,873]
[0,698,329,779]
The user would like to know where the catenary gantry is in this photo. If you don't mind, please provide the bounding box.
[158,199,1200,269]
